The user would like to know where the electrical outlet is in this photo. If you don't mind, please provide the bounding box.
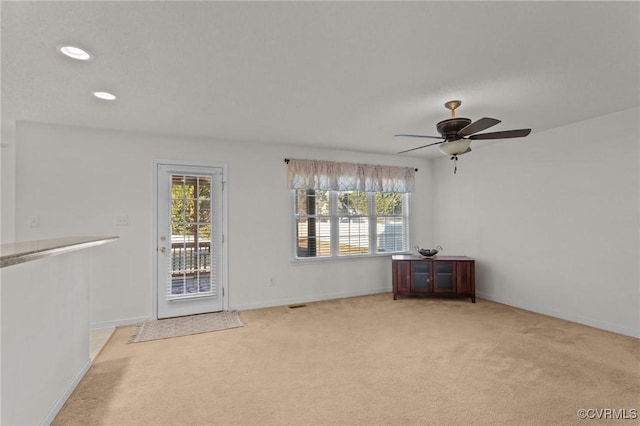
[116,215,129,226]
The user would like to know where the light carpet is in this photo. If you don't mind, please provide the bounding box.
[55,293,639,425]
[130,310,243,343]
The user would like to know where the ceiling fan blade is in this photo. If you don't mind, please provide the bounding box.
[397,140,444,154]
[468,128,532,140]
[394,134,443,139]
[458,117,501,137]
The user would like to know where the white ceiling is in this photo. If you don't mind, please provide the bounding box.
[2,1,639,158]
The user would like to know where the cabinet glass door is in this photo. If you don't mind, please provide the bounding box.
[434,262,455,292]
[395,261,411,293]
[412,262,432,292]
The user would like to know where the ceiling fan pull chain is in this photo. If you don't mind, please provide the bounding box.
[451,155,458,174]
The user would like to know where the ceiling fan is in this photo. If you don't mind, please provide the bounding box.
[395,100,531,172]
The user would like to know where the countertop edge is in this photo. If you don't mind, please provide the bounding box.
[1,236,119,268]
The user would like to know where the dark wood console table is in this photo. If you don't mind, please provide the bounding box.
[392,255,475,302]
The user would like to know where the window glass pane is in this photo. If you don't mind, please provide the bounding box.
[184,223,196,238]
[296,189,330,258]
[198,200,211,223]
[337,191,368,216]
[338,217,369,255]
[376,192,403,215]
[171,176,197,225]
[197,225,211,244]
[171,223,183,236]
[172,177,186,198]
[198,274,211,293]
[198,176,211,199]
[295,189,329,216]
[295,189,306,215]
[336,191,369,256]
[196,224,211,293]
[375,192,407,253]
[183,199,196,224]
[296,218,331,257]
[182,178,197,200]
[376,217,406,253]
[172,199,185,224]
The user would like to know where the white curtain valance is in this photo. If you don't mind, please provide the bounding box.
[286,159,415,193]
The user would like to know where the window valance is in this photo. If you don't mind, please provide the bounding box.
[286,158,415,193]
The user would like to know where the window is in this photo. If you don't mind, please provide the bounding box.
[375,192,407,253]
[336,190,370,255]
[295,189,331,258]
[288,159,414,260]
[170,174,212,295]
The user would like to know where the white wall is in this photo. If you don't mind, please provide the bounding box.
[1,249,92,426]
[1,120,16,243]
[10,121,432,326]
[432,107,640,337]
[9,109,636,337]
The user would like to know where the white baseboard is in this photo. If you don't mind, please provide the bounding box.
[41,358,92,426]
[477,291,640,338]
[89,288,391,329]
[230,287,392,311]
[90,315,150,330]
[91,290,638,338]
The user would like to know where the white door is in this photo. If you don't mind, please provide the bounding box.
[156,164,224,318]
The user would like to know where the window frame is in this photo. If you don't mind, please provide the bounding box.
[292,189,411,262]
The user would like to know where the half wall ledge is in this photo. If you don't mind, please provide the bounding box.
[0,236,119,268]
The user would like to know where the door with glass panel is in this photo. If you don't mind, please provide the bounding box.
[157,164,224,319]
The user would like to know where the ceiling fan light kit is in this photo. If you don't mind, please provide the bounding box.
[438,139,471,156]
[396,100,531,174]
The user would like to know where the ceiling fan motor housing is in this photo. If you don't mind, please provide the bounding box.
[436,118,472,141]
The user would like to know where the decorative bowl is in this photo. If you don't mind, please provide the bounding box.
[416,245,443,258]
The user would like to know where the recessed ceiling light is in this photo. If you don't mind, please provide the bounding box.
[57,45,93,61]
[93,91,117,101]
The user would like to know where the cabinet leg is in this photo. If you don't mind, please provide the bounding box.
[393,293,397,300]
[471,295,476,303]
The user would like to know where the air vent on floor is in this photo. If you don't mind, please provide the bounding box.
[288,304,307,309]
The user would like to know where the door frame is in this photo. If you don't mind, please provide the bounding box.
[151,159,229,319]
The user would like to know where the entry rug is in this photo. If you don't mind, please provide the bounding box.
[129,311,243,343]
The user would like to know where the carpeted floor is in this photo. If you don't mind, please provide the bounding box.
[53,293,640,426]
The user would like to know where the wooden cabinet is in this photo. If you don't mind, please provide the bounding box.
[392,255,475,303]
